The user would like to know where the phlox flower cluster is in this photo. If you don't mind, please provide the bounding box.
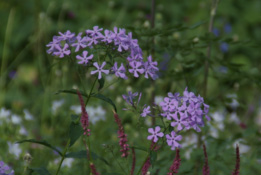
[122,88,210,151]
[46,26,159,80]
[0,161,14,175]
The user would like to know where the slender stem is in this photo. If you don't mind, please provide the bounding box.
[110,150,128,175]
[85,77,98,106]
[55,139,71,175]
[203,0,219,98]
[150,0,156,126]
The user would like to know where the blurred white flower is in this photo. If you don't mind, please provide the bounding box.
[24,109,34,120]
[70,105,106,124]
[52,99,65,114]
[233,139,250,154]
[154,96,163,105]
[8,142,22,158]
[87,106,106,124]
[19,126,28,136]
[63,158,74,168]
[212,111,225,123]
[0,108,11,119]
[229,112,240,124]
[11,114,21,124]
[70,105,81,114]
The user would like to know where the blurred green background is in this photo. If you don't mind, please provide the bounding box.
[0,0,261,174]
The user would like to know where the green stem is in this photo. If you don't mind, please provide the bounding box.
[85,77,98,106]
[110,150,128,175]
[55,139,71,175]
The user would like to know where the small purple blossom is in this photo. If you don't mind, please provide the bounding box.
[58,30,75,41]
[141,106,151,117]
[122,91,139,106]
[53,43,71,58]
[86,26,103,37]
[112,62,127,79]
[90,62,109,79]
[147,126,164,142]
[166,131,182,150]
[71,33,87,52]
[129,61,145,77]
[76,51,93,65]
[0,161,14,175]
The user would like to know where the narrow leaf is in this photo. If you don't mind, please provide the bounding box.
[16,139,62,156]
[30,167,51,175]
[98,77,105,91]
[69,122,83,147]
[66,150,87,159]
[55,89,89,97]
[92,93,117,112]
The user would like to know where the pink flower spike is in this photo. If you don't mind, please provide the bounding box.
[91,62,109,79]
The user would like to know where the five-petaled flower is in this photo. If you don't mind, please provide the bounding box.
[90,62,109,79]
[141,106,151,117]
[166,131,182,150]
[147,126,164,142]
[53,43,71,58]
[76,51,93,65]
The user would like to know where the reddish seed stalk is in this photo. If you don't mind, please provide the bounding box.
[168,148,181,175]
[232,145,240,175]
[142,157,151,175]
[90,163,100,175]
[77,90,91,136]
[202,144,210,175]
[131,147,136,175]
[113,110,130,158]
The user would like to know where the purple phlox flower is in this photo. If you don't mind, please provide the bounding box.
[168,92,181,101]
[46,36,61,54]
[220,42,229,53]
[203,103,210,121]
[143,61,158,80]
[127,53,143,63]
[86,26,103,37]
[58,30,75,41]
[147,126,164,142]
[137,92,142,105]
[115,38,129,52]
[124,32,138,48]
[183,89,198,103]
[171,112,188,131]
[166,131,182,150]
[224,23,232,34]
[71,33,87,52]
[76,51,93,65]
[100,29,113,43]
[141,105,151,117]
[160,97,178,111]
[90,62,109,79]
[111,27,126,41]
[53,43,71,58]
[212,28,219,37]
[0,161,14,175]
[130,46,143,58]
[187,102,203,123]
[112,62,127,79]
[86,36,99,47]
[146,55,158,70]
[122,91,139,105]
[128,61,145,77]
[161,110,175,120]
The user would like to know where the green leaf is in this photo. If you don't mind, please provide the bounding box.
[55,89,117,111]
[16,139,62,156]
[30,167,51,175]
[150,151,157,167]
[189,20,207,29]
[69,122,83,147]
[131,146,148,152]
[29,167,51,175]
[55,89,89,97]
[71,114,79,123]
[66,150,87,159]
[98,77,105,91]
[92,93,117,112]
[91,152,111,166]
